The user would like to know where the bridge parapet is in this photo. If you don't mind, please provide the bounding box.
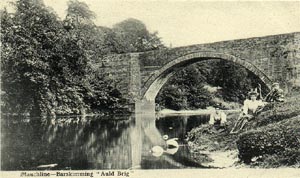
[101,32,300,105]
[139,32,300,88]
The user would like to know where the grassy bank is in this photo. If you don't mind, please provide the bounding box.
[187,95,300,168]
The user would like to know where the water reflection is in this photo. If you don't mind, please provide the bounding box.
[156,115,210,139]
[2,115,133,170]
[142,115,210,169]
[1,114,210,170]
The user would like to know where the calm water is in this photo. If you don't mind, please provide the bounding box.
[1,114,211,170]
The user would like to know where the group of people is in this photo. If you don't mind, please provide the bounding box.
[209,82,285,133]
[150,82,285,157]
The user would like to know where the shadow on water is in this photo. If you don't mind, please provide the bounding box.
[1,115,133,170]
[1,112,211,170]
[140,115,211,169]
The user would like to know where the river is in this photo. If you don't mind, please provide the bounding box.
[1,113,212,170]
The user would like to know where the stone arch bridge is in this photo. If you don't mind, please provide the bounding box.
[99,32,300,111]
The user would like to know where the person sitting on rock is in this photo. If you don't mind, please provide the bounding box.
[230,89,266,134]
[209,107,227,130]
[264,82,285,102]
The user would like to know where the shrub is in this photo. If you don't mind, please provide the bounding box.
[255,96,300,126]
[237,115,300,165]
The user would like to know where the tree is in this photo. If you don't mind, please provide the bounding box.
[65,0,96,26]
[156,63,212,110]
[1,0,128,116]
[1,0,65,115]
[206,60,268,102]
[156,59,269,110]
[112,18,165,53]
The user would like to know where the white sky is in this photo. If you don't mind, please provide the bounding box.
[1,0,300,47]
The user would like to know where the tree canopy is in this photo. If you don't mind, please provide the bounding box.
[1,0,272,115]
[66,0,96,25]
[1,0,131,116]
[113,18,165,53]
[156,60,269,110]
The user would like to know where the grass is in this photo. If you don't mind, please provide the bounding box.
[187,95,300,168]
[237,115,300,167]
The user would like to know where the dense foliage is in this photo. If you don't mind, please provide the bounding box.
[187,95,300,168]
[1,0,165,116]
[1,0,278,115]
[237,115,300,166]
[255,96,300,126]
[112,18,165,53]
[156,60,269,110]
[235,96,300,167]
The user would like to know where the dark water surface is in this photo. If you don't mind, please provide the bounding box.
[1,114,210,170]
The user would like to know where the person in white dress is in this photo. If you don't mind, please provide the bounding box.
[230,89,266,134]
[242,94,265,119]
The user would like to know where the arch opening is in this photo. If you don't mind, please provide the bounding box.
[142,52,272,102]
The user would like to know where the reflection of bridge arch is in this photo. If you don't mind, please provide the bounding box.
[142,51,272,101]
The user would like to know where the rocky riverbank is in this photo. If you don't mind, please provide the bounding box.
[187,95,300,168]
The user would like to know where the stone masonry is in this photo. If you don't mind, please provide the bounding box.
[100,32,300,106]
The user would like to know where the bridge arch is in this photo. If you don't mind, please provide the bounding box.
[142,51,272,101]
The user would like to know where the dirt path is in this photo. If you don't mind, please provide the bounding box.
[200,150,239,168]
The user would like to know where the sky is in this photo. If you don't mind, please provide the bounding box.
[1,0,300,47]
